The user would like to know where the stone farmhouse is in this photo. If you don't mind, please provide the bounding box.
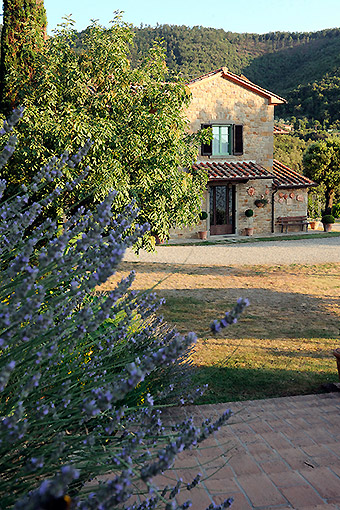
[170,67,316,239]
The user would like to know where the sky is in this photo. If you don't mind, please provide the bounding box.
[42,0,340,35]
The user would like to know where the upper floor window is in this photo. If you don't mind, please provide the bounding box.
[201,124,243,157]
[212,125,232,155]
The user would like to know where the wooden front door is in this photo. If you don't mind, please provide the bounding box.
[209,184,235,235]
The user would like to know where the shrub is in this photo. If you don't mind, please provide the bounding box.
[321,214,335,224]
[0,109,246,510]
[245,209,254,217]
[199,210,208,220]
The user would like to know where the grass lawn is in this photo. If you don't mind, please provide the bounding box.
[99,262,340,403]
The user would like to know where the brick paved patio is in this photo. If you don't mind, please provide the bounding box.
[162,393,340,509]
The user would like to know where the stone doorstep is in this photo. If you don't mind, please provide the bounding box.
[168,229,335,244]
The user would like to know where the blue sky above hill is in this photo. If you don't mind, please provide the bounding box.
[42,0,340,35]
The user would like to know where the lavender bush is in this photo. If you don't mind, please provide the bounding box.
[0,109,243,510]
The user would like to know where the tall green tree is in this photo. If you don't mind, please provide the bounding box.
[0,0,47,113]
[1,16,208,249]
[303,138,340,214]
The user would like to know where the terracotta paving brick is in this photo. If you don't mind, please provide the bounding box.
[325,442,340,457]
[232,433,264,446]
[264,418,296,433]
[227,454,263,476]
[269,470,309,488]
[305,427,337,444]
[246,442,276,461]
[280,484,325,507]
[283,429,317,447]
[330,464,340,478]
[300,505,339,510]
[201,467,239,493]
[236,472,287,507]
[260,459,291,474]
[276,446,314,470]
[301,445,340,468]
[213,492,253,510]
[247,419,274,434]
[260,431,294,450]
[300,467,340,501]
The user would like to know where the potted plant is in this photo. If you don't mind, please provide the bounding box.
[254,198,268,208]
[244,209,254,236]
[309,219,318,230]
[198,211,208,240]
[321,214,335,232]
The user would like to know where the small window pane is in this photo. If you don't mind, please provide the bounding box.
[212,126,220,155]
[220,126,229,154]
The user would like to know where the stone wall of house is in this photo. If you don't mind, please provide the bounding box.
[237,179,273,235]
[273,188,309,232]
[186,74,275,171]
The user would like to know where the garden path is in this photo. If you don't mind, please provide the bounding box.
[124,236,340,266]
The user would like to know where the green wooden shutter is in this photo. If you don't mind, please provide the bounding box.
[233,125,243,155]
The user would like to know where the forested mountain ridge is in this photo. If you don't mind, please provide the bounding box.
[129,25,340,126]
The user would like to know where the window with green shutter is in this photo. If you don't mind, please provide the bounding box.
[201,124,243,156]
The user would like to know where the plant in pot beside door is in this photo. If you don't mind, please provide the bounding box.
[254,198,268,208]
[321,214,335,232]
[198,211,208,240]
[245,209,254,236]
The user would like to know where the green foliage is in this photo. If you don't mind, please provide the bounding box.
[0,0,47,113]
[274,133,306,172]
[331,202,340,218]
[308,186,325,219]
[245,209,254,217]
[321,214,335,223]
[1,15,208,249]
[303,138,340,213]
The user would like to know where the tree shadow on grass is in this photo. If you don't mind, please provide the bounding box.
[192,365,338,404]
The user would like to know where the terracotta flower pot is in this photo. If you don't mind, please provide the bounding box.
[245,227,254,236]
[198,231,207,240]
[309,221,317,230]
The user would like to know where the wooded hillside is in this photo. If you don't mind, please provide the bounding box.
[129,25,340,127]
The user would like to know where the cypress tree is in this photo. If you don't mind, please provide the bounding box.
[0,0,47,114]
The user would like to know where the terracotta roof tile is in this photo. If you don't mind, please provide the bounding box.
[192,161,274,181]
[272,160,317,188]
[192,160,317,189]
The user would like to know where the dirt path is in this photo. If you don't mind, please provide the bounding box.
[123,236,340,266]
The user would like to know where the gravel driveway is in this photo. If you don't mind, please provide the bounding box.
[124,236,340,266]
